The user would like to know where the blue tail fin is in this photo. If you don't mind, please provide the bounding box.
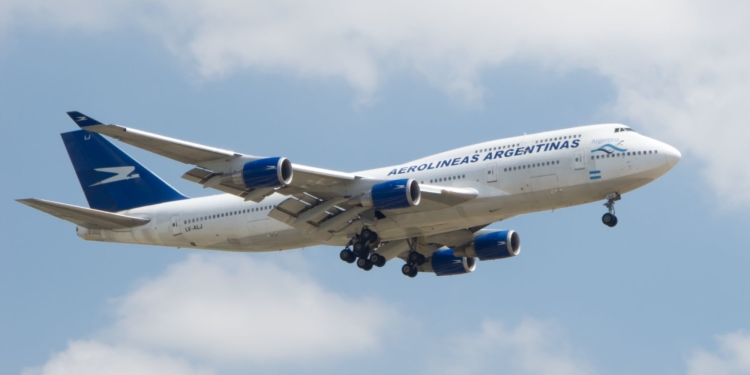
[62,130,188,212]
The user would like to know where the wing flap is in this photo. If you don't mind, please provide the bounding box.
[419,185,479,206]
[17,198,150,230]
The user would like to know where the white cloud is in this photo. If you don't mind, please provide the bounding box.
[3,0,750,203]
[21,340,214,375]
[23,254,401,372]
[106,254,400,364]
[429,318,596,375]
[687,331,750,375]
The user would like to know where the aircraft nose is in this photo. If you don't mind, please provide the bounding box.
[664,144,681,168]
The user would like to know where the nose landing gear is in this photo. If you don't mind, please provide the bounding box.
[602,193,621,227]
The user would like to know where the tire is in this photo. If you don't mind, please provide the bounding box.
[373,254,386,267]
[602,213,615,227]
[368,231,379,243]
[353,241,364,254]
[357,257,368,268]
[408,267,418,278]
[340,249,354,262]
[370,253,383,267]
[401,264,413,276]
[353,241,369,257]
[408,252,423,264]
[362,260,373,271]
[611,216,618,227]
[361,228,374,242]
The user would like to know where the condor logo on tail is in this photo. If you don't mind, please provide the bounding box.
[89,166,140,187]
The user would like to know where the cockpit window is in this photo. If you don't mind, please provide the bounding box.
[615,127,635,133]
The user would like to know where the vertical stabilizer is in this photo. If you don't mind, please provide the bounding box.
[61,130,188,212]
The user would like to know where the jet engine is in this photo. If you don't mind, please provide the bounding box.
[361,178,421,211]
[226,157,293,189]
[453,230,521,261]
[418,248,476,276]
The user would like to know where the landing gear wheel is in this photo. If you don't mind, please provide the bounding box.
[401,263,414,276]
[353,241,369,257]
[407,252,425,265]
[357,257,373,271]
[370,253,386,267]
[602,213,618,227]
[408,267,418,278]
[361,228,378,243]
[353,241,365,254]
[340,249,355,263]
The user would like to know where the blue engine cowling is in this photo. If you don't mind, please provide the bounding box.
[472,230,521,261]
[231,157,293,189]
[363,179,421,210]
[429,249,476,276]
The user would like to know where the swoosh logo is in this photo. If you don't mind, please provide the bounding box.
[591,144,628,154]
[90,166,140,186]
[76,116,87,122]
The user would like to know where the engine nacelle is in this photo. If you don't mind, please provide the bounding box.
[361,179,421,211]
[419,249,476,276]
[228,157,293,189]
[453,230,521,261]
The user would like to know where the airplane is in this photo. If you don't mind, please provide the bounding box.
[17,112,681,278]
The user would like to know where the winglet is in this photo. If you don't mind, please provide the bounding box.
[66,111,104,127]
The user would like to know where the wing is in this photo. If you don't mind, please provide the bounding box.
[67,111,360,201]
[17,198,150,230]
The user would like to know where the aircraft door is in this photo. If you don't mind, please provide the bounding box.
[574,150,586,170]
[171,215,182,236]
[486,163,497,183]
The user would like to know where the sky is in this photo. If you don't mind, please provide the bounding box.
[1,1,749,374]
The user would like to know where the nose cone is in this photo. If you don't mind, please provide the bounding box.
[665,144,681,168]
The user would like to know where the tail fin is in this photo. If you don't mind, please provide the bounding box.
[62,130,188,212]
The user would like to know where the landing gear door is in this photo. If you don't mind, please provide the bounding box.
[171,215,182,236]
[574,150,586,170]
[486,163,497,183]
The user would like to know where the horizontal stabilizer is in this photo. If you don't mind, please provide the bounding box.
[17,198,150,230]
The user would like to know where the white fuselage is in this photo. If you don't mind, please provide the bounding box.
[77,124,680,252]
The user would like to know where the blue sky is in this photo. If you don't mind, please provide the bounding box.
[2,2,750,375]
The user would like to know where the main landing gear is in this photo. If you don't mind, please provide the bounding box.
[339,227,384,271]
[602,193,621,228]
[401,238,425,278]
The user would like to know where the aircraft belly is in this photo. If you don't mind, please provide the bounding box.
[201,228,320,252]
